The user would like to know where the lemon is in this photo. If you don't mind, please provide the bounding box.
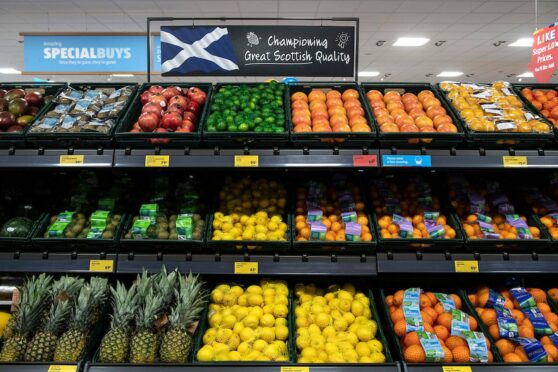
[301,347,317,359]
[360,356,374,363]
[232,322,245,335]
[370,352,386,363]
[222,314,237,329]
[262,304,274,315]
[209,313,223,328]
[307,324,321,335]
[234,306,249,321]
[243,314,259,328]
[296,316,309,328]
[299,294,313,303]
[346,332,359,346]
[333,318,348,332]
[275,317,287,327]
[210,290,224,304]
[355,315,368,324]
[296,334,311,349]
[260,327,276,343]
[338,341,353,352]
[279,222,288,232]
[203,329,217,345]
[274,295,288,306]
[259,313,275,327]
[214,212,224,219]
[356,327,373,342]
[212,342,230,354]
[255,232,267,240]
[275,325,289,340]
[214,352,230,361]
[315,313,331,329]
[255,224,267,234]
[242,230,254,240]
[310,303,324,314]
[197,345,214,361]
[342,348,359,363]
[227,333,240,350]
[250,306,264,318]
[247,294,263,306]
[237,341,253,356]
[367,339,383,353]
[222,293,237,307]
[325,342,339,354]
[355,342,371,357]
[328,352,345,363]
[351,300,365,317]
[215,328,233,344]
[343,312,356,324]
[228,351,241,361]
[338,299,352,312]
[310,335,325,350]
[239,327,255,342]
[270,215,282,223]
[322,325,336,338]
[273,304,288,318]
[253,339,268,351]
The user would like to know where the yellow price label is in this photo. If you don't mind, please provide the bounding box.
[89,259,114,273]
[234,155,259,167]
[48,366,77,372]
[442,367,472,372]
[234,262,258,274]
[454,260,479,273]
[59,155,84,165]
[503,156,528,167]
[281,368,309,372]
[145,155,170,167]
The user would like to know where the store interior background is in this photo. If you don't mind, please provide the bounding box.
[0,0,556,84]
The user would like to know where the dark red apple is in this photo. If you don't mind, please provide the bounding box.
[149,128,171,144]
[149,94,167,108]
[148,85,164,94]
[169,95,188,108]
[160,112,182,131]
[187,87,207,104]
[181,119,195,131]
[0,111,16,129]
[140,90,154,105]
[27,106,40,116]
[6,125,23,132]
[167,103,185,116]
[142,102,163,117]
[0,98,8,111]
[183,111,197,123]
[161,86,182,101]
[24,92,43,107]
[186,100,201,116]
[138,112,159,132]
[176,127,191,133]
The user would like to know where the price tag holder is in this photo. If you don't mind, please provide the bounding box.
[503,155,528,168]
[145,155,170,167]
[234,155,259,167]
[234,262,258,274]
[59,155,84,165]
[281,367,309,372]
[352,154,377,167]
[89,259,114,273]
[454,260,479,273]
[48,365,77,372]
[442,367,472,372]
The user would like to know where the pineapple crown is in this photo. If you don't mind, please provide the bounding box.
[13,274,54,337]
[69,285,94,330]
[134,269,154,299]
[155,267,179,311]
[43,298,72,336]
[136,286,165,331]
[52,275,84,302]
[109,281,139,331]
[41,275,83,335]
[89,277,109,308]
[168,273,207,330]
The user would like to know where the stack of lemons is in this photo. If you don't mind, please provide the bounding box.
[212,211,288,241]
[197,280,290,362]
[295,283,386,363]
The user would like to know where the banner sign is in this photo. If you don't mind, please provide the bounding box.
[528,23,558,83]
[160,25,355,77]
[24,35,161,74]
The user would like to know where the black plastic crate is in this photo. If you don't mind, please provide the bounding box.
[26,83,138,148]
[0,213,45,251]
[512,83,558,139]
[436,82,554,149]
[115,82,212,148]
[288,82,377,148]
[0,83,65,148]
[362,83,465,149]
[202,82,290,148]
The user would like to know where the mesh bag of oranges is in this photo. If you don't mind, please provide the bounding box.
[290,87,372,134]
[519,87,558,129]
[385,288,494,363]
[521,180,558,241]
[468,286,558,362]
[439,81,551,134]
[294,176,373,243]
[449,175,541,241]
[371,176,457,240]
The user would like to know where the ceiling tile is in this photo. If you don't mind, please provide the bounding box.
[278,1,318,13]
[423,12,464,23]
[197,1,239,13]
[396,1,444,13]
[473,1,524,13]
[318,0,360,13]
[459,13,501,23]
[357,1,403,13]
[239,0,277,13]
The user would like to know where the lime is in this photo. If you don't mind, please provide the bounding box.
[228,125,238,132]
[238,123,249,132]
[216,121,227,131]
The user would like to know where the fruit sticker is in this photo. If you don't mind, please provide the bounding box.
[416,331,445,362]
[434,293,456,312]
[495,306,519,339]
[461,331,489,363]
[402,288,424,333]
[510,288,552,335]
[451,309,471,336]
[511,337,548,362]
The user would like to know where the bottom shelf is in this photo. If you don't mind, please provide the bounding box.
[0,363,80,372]
[85,363,401,372]
[404,363,558,372]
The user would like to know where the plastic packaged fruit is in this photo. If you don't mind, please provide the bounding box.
[295,283,386,363]
[294,178,373,242]
[371,176,456,240]
[440,81,551,134]
[365,88,458,138]
[449,175,541,241]
[470,286,558,363]
[197,280,290,362]
[291,88,372,133]
[212,177,288,242]
[521,182,558,240]
[386,288,492,364]
[520,87,558,128]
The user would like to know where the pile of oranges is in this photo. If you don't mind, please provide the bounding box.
[461,214,541,240]
[377,215,456,240]
[294,184,373,242]
[386,289,493,363]
[469,287,558,362]
[520,88,558,128]
[291,88,372,133]
[365,89,459,135]
[536,216,558,240]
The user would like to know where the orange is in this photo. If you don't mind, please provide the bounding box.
[326,90,342,100]
[326,98,344,108]
[548,288,558,302]
[495,339,515,356]
[503,353,523,363]
[394,319,408,337]
[403,331,421,347]
[351,123,372,132]
[300,227,310,239]
[419,294,432,309]
[544,344,558,360]
[514,346,529,362]
[309,100,327,111]
[467,294,477,306]
[511,309,525,323]
[404,344,426,363]
[308,89,326,102]
[421,310,433,325]
[341,89,359,101]
[325,231,336,241]
[361,233,373,241]
[331,222,342,233]
[292,115,311,127]
[518,325,534,339]
[423,307,438,323]
[291,92,308,102]
[433,325,449,341]
[446,336,467,351]
[291,100,308,110]
[437,312,452,330]
[469,316,478,331]
[488,324,500,340]
[434,303,445,315]
[425,292,438,305]
[443,346,453,363]
[480,309,497,327]
[528,288,547,303]
[541,336,553,345]
[488,350,494,363]
[452,345,471,363]
[451,294,462,310]
[537,303,551,313]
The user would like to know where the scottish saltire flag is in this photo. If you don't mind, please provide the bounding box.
[160,26,239,75]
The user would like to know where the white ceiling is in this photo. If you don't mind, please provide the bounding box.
[0,0,557,84]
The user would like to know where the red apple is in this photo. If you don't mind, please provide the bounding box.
[183,111,197,123]
[148,85,164,94]
[176,127,191,133]
[162,86,182,101]
[6,125,23,132]
[187,87,207,105]
[149,128,171,144]
[142,102,163,117]
[140,90,154,105]
[181,119,195,131]
[149,94,167,108]
[132,121,141,130]
[24,92,43,107]
[160,112,182,131]
[138,112,159,132]
[167,103,185,116]
[186,101,201,116]
[28,106,40,116]
[169,95,188,108]
[130,128,141,133]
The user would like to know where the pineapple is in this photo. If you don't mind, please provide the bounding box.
[98,282,139,363]
[159,273,207,363]
[23,275,83,362]
[0,274,53,361]
[87,277,109,330]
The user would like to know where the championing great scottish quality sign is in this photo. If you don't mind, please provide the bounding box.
[23,35,161,73]
[160,25,356,77]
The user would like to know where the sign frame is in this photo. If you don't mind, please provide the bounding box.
[146,17,359,81]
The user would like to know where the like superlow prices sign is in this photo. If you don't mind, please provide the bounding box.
[160,25,355,77]
[528,23,558,83]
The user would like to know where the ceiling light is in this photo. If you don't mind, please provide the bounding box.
[111,74,134,77]
[517,71,534,78]
[358,71,380,77]
[509,37,533,47]
[393,37,430,47]
[0,68,21,74]
[437,71,463,77]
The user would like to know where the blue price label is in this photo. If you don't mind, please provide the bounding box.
[382,155,432,167]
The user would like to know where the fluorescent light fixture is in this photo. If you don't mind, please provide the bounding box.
[111,74,134,77]
[437,71,464,77]
[508,37,533,47]
[393,37,429,47]
[0,68,21,74]
[358,71,380,77]
[517,71,534,78]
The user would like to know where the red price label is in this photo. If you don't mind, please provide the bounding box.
[352,155,377,167]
